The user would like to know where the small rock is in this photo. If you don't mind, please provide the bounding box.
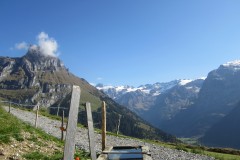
[0,150,4,156]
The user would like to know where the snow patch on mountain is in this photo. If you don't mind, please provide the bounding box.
[179,79,193,86]
[223,60,240,67]
[222,60,240,71]
[96,78,205,100]
[96,80,180,99]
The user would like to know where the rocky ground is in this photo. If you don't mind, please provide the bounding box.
[3,107,215,160]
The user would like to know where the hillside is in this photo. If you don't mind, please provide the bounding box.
[201,102,240,149]
[0,49,177,143]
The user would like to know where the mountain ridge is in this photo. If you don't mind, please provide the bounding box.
[161,60,240,141]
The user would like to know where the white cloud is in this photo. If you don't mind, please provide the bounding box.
[13,32,59,57]
[36,32,58,57]
[15,42,28,50]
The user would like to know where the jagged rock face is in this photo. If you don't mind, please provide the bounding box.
[0,49,71,107]
[23,48,64,72]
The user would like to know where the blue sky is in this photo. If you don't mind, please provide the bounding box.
[1,0,240,86]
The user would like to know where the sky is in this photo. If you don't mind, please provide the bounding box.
[1,0,240,86]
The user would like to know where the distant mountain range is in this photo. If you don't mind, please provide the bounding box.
[97,60,240,149]
[0,48,177,143]
[96,78,204,119]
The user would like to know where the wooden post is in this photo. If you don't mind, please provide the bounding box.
[35,105,39,128]
[86,102,96,160]
[63,86,81,160]
[57,105,60,116]
[117,114,121,135]
[61,110,65,141]
[102,101,106,151]
[8,102,11,113]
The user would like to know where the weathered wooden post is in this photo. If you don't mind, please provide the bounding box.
[57,105,60,116]
[61,110,65,141]
[35,105,39,128]
[117,114,121,135]
[8,102,11,113]
[63,85,81,160]
[86,102,97,160]
[102,101,106,151]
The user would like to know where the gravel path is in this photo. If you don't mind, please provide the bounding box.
[4,107,215,160]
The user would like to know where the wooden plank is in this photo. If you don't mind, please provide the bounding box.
[63,85,81,160]
[102,101,106,151]
[86,102,97,160]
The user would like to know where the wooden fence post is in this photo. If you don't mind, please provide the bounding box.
[117,114,121,135]
[61,110,65,141]
[102,101,106,151]
[8,102,11,113]
[63,85,81,160]
[35,105,39,128]
[86,102,97,160]
[57,105,60,116]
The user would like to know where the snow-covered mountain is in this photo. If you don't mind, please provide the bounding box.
[96,79,205,115]
[144,78,205,127]
[96,79,204,99]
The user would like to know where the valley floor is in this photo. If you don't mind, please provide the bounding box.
[3,106,215,160]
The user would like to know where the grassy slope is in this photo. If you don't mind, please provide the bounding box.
[0,104,90,160]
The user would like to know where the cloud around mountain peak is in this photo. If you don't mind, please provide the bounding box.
[15,32,59,57]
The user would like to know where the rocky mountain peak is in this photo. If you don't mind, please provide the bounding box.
[23,46,65,72]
